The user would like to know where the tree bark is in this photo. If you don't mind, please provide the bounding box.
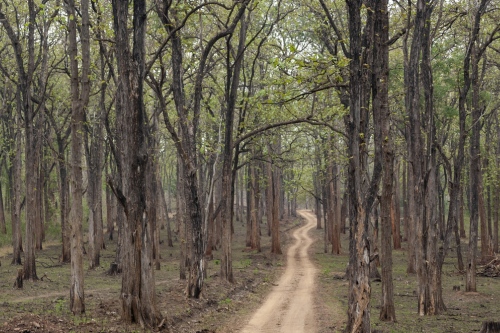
[392,161,402,249]
[250,157,261,252]
[0,178,6,234]
[219,11,248,283]
[111,0,162,326]
[67,0,91,314]
[467,47,481,293]
[11,111,22,265]
[374,0,395,321]
[345,1,374,331]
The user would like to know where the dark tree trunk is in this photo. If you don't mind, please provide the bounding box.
[176,159,187,280]
[345,1,375,331]
[467,48,481,293]
[479,178,492,260]
[374,0,395,321]
[334,163,342,254]
[392,161,401,250]
[106,179,115,241]
[159,180,173,248]
[19,0,38,282]
[0,179,6,234]
[85,70,106,269]
[271,162,282,255]
[11,122,22,265]
[111,0,162,326]
[220,12,248,283]
[250,156,261,252]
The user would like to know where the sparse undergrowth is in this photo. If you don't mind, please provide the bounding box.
[2,213,495,333]
[0,217,301,333]
[311,224,500,333]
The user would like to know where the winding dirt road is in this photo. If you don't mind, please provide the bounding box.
[240,210,318,333]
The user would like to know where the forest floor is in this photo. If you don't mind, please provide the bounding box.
[1,211,500,333]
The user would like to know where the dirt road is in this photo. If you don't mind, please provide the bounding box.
[240,210,318,333]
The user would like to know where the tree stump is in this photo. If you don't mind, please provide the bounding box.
[107,262,120,275]
[480,322,500,333]
[14,268,23,289]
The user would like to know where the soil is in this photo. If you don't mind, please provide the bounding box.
[240,210,317,333]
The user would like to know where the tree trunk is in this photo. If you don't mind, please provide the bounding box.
[111,0,162,326]
[246,165,252,247]
[467,48,481,293]
[0,179,6,234]
[220,14,248,283]
[460,187,466,238]
[250,159,261,252]
[21,0,38,282]
[271,162,282,255]
[159,180,173,248]
[392,161,401,249]
[106,177,115,241]
[11,115,22,265]
[67,0,90,314]
[177,159,187,280]
[479,179,492,260]
[345,1,373,331]
[334,162,342,254]
[374,0,395,321]
[86,88,105,270]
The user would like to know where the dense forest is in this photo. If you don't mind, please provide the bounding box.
[0,0,499,332]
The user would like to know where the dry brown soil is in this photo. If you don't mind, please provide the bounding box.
[240,210,318,333]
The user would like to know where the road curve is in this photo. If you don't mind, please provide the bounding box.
[240,210,318,333]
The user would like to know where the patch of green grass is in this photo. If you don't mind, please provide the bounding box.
[234,258,252,269]
[219,298,232,306]
[54,298,66,315]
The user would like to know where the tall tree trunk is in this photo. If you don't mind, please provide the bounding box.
[402,160,408,242]
[0,0,37,270]
[159,180,173,248]
[177,159,187,280]
[479,178,492,260]
[250,158,261,252]
[271,162,282,254]
[220,13,248,283]
[86,129,104,269]
[53,132,71,262]
[111,0,162,326]
[332,162,341,255]
[345,1,373,331]
[106,179,115,241]
[0,178,5,234]
[67,0,91,314]
[375,0,395,321]
[495,115,500,253]
[21,0,38,282]
[86,84,106,269]
[11,112,22,265]
[460,187,466,238]
[467,47,481,293]
[392,161,402,249]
